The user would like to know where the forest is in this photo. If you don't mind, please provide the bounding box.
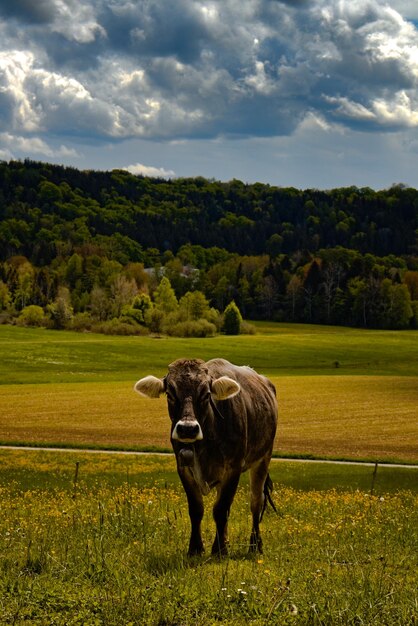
[0,159,417,334]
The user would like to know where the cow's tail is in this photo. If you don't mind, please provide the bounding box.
[260,473,277,521]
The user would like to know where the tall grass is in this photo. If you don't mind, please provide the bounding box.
[0,451,416,625]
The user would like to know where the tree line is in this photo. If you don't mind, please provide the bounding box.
[0,159,417,334]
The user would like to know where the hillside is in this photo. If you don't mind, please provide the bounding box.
[0,159,417,330]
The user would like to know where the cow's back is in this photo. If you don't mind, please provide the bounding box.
[206,359,278,465]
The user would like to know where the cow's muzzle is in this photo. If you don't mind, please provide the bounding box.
[172,420,203,443]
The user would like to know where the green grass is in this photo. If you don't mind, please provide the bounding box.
[1,449,417,494]
[1,323,418,384]
[1,324,417,625]
[0,450,417,625]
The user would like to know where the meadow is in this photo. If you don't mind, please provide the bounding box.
[0,324,417,462]
[1,324,417,624]
[0,449,417,626]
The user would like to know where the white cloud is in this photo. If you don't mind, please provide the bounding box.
[0,50,40,131]
[325,96,377,122]
[55,1,105,43]
[123,162,176,178]
[372,91,418,127]
[325,91,418,128]
[0,132,80,158]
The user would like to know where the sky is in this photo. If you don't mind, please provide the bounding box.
[0,0,418,190]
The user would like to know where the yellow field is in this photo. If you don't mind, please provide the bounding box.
[1,375,417,462]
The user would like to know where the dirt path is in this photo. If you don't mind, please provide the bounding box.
[1,445,417,469]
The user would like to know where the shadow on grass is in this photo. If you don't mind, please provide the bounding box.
[143,543,262,575]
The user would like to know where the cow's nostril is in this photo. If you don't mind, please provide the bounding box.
[177,423,199,437]
[173,420,203,442]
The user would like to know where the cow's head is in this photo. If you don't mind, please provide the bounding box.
[134,359,241,443]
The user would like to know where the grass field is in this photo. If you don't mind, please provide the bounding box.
[1,325,417,625]
[0,450,416,625]
[1,323,418,383]
[0,324,417,462]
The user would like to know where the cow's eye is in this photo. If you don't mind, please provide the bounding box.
[200,389,211,402]
[166,384,178,404]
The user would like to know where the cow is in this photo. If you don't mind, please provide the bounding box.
[134,358,278,556]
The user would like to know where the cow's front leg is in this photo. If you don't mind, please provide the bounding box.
[179,471,205,556]
[211,473,240,556]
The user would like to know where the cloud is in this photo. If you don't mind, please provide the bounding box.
[0,132,80,159]
[390,1,418,21]
[0,0,104,43]
[123,162,176,178]
[326,92,418,129]
[0,0,57,24]
[0,0,417,146]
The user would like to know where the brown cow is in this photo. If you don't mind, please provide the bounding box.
[134,358,278,556]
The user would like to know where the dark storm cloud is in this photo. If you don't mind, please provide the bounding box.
[100,1,211,64]
[0,0,57,23]
[42,33,104,71]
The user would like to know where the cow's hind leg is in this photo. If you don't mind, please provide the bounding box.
[211,472,240,556]
[249,458,270,553]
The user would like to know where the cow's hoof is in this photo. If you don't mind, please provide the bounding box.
[188,545,204,557]
[248,543,263,554]
[249,536,263,554]
[211,543,228,557]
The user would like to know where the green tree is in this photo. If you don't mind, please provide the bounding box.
[154,277,178,314]
[48,287,73,329]
[212,275,230,310]
[404,271,418,301]
[65,253,84,288]
[17,305,46,327]
[111,275,138,317]
[223,301,242,335]
[411,301,418,329]
[387,282,413,329]
[286,274,303,321]
[126,293,153,324]
[14,260,35,310]
[144,307,165,334]
[179,291,210,321]
[348,277,369,327]
[90,286,111,321]
[0,280,11,310]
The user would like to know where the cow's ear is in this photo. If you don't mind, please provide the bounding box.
[211,376,241,400]
[134,376,165,398]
